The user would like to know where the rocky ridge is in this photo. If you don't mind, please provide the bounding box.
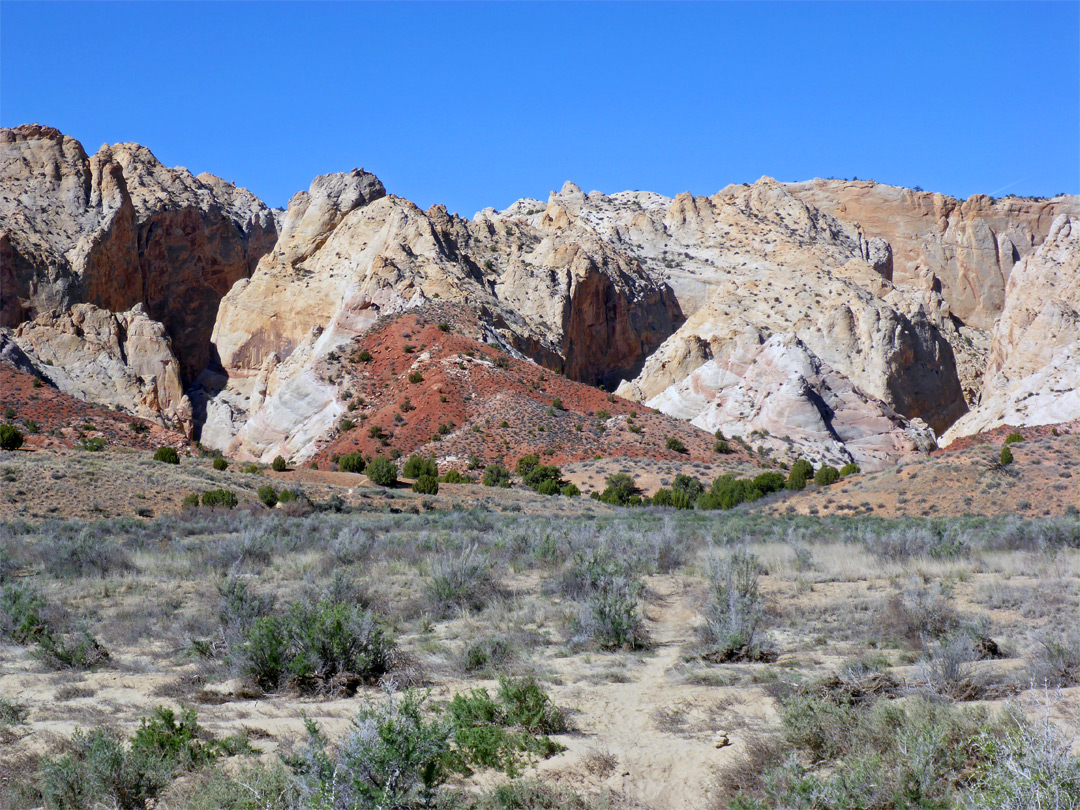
[0,124,278,433]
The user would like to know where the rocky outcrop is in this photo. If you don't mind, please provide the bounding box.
[784,179,1078,331]
[202,172,682,460]
[0,124,277,379]
[490,179,963,468]
[8,303,192,432]
[941,214,1080,443]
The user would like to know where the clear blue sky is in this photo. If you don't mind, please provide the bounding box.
[3,2,1077,216]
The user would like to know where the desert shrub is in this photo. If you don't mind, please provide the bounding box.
[77,436,106,452]
[560,482,581,497]
[271,455,287,472]
[595,473,642,506]
[731,695,1008,809]
[153,446,180,464]
[965,704,1080,809]
[523,463,564,494]
[202,489,238,509]
[698,475,764,510]
[168,760,298,810]
[257,484,278,508]
[571,576,647,650]
[839,462,860,477]
[459,635,517,674]
[483,463,512,488]
[181,492,200,509]
[212,455,228,471]
[752,471,787,494]
[473,779,594,810]
[38,707,250,810]
[408,370,424,384]
[441,469,469,484]
[357,349,373,362]
[37,627,111,670]
[666,436,687,453]
[0,582,51,644]
[878,583,959,648]
[699,550,769,661]
[413,474,439,495]
[918,632,993,701]
[339,418,356,432]
[365,455,398,486]
[337,451,366,473]
[814,465,840,486]
[45,529,136,579]
[0,424,24,451]
[218,577,275,641]
[0,693,26,729]
[1000,446,1014,465]
[715,438,732,454]
[1003,432,1025,444]
[402,455,438,478]
[243,601,393,693]
[426,544,494,616]
[1030,631,1080,687]
[786,458,814,490]
[243,463,260,474]
[515,453,540,477]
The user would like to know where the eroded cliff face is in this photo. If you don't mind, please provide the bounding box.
[941,214,1080,443]
[482,179,967,469]
[203,171,683,460]
[0,124,278,432]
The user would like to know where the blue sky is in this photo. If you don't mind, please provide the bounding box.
[3,2,1077,216]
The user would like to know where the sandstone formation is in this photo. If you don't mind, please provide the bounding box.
[941,214,1080,443]
[485,179,965,469]
[201,172,682,461]
[0,124,277,429]
[7,303,192,430]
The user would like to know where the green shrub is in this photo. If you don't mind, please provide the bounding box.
[181,492,200,509]
[839,462,860,477]
[523,463,564,494]
[408,370,424,384]
[413,474,439,495]
[402,455,438,478]
[153,446,180,464]
[596,473,642,506]
[271,455,286,472]
[365,455,397,486]
[441,469,469,484]
[1003,432,1025,444]
[243,463,260,474]
[715,438,732,454]
[483,463,512,488]
[1000,446,1014,465]
[752,471,787,494]
[698,475,764,510]
[0,424,24,451]
[201,489,238,509]
[572,577,647,649]
[786,458,814,490]
[212,456,228,471]
[666,436,687,453]
[560,482,581,497]
[257,485,278,508]
[338,451,365,473]
[515,453,540,477]
[78,437,106,452]
[357,349,373,362]
[459,635,516,674]
[38,707,250,810]
[814,465,841,486]
[551,397,563,411]
[243,601,393,693]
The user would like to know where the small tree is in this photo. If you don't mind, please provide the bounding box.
[1004,432,1025,445]
[839,462,860,477]
[814,465,840,486]
[413,475,439,495]
[1000,446,1014,466]
[366,455,398,487]
[402,455,438,479]
[338,452,366,473]
[483,464,511,488]
[154,447,180,465]
[212,456,228,471]
[271,456,287,472]
[202,489,238,509]
[666,436,687,454]
[786,459,813,491]
[257,485,278,508]
[0,424,24,451]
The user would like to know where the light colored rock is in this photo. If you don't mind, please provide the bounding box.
[6,303,193,433]
[202,171,682,458]
[0,123,277,378]
[941,214,1080,443]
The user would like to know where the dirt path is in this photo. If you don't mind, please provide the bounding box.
[541,575,773,809]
